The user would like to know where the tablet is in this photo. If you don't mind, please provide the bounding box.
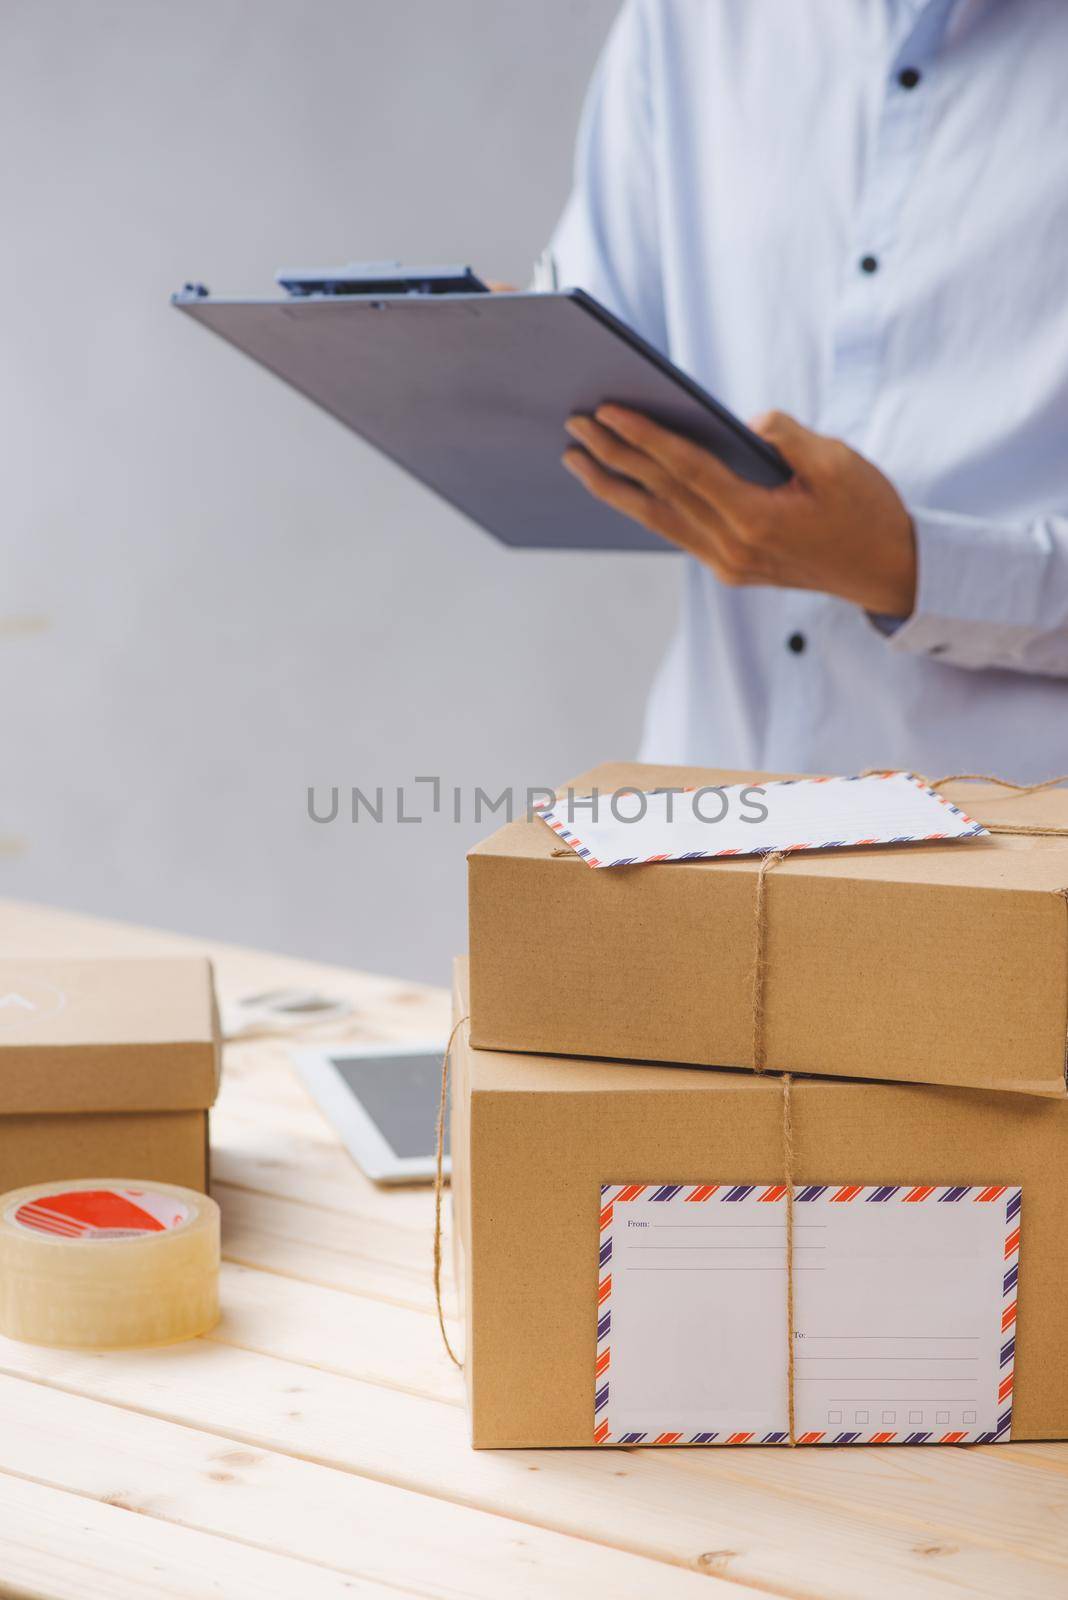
[172,269,790,552]
[290,1039,448,1185]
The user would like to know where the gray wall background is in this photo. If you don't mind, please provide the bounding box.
[1,0,678,985]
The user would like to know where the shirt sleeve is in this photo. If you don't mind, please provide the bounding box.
[546,0,667,350]
[873,506,1068,677]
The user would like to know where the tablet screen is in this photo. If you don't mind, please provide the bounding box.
[330,1051,448,1159]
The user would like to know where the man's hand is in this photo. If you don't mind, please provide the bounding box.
[562,406,917,617]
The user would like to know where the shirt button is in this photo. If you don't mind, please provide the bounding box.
[860,254,879,274]
[898,66,922,89]
[787,632,806,655]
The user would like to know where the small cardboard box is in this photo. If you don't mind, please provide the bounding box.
[450,962,1068,1448]
[468,763,1068,1097]
[0,957,220,1194]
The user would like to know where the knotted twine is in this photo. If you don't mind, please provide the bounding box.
[433,772,1068,1438]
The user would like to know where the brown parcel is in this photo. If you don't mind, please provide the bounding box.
[0,957,220,1193]
[468,763,1068,1097]
[450,961,1067,1449]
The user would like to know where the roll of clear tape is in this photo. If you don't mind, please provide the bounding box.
[0,1178,220,1348]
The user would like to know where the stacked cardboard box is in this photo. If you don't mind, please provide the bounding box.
[455,764,1068,1449]
[0,957,220,1193]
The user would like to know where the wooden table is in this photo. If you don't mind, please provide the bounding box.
[0,900,1065,1600]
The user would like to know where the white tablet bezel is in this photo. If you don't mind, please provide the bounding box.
[289,1038,448,1186]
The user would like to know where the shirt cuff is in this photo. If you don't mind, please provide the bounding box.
[870,507,1066,671]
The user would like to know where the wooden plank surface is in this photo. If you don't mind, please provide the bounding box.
[0,897,1066,1600]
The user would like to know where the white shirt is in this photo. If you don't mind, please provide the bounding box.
[549,0,1068,776]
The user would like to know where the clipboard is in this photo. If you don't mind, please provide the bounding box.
[172,264,790,553]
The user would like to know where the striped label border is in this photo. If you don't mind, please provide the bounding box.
[594,1181,1019,1447]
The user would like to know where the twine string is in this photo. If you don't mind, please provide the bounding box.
[751,849,786,1075]
[433,1013,469,1371]
[750,847,798,1444]
[782,1071,797,1447]
[929,771,1068,795]
[931,773,1068,836]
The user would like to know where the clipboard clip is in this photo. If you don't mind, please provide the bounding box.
[274,262,489,298]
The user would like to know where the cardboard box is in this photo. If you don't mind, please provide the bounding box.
[468,763,1068,1097]
[0,958,220,1193]
[451,961,1068,1448]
